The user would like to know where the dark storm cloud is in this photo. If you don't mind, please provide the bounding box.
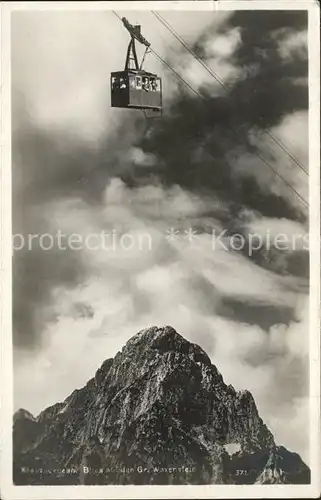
[132,10,308,222]
[12,90,94,204]
[12,96,90,348]
[13,240,87,349]
[218,298,296,331]
[195,11,308,124]
[227,11,308,128]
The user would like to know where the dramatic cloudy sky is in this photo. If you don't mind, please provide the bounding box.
[12,9,310,463]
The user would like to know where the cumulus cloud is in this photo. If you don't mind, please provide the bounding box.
[174,25,243,93]
[275,28,308,62]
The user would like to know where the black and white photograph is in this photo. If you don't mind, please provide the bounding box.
[1,1,320,498]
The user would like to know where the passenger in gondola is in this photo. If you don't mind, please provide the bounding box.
[142,77,150,91]
[112,77,120,90]
[135,76,142,89]
[150,78,157,92]
[120,77,127,89]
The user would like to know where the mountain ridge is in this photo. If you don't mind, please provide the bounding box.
[13,325,310,485]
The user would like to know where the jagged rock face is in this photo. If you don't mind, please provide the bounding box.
[13,326,310,485]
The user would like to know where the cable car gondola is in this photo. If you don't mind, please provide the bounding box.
[111,17,162,115]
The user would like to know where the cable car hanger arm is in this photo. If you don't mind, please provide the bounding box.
[122,17,151,47]
[122,17,151,71]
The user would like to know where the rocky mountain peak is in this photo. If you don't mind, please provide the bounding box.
[13,408,36,424]
[124,325,211,364]
[13,325,310,485]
